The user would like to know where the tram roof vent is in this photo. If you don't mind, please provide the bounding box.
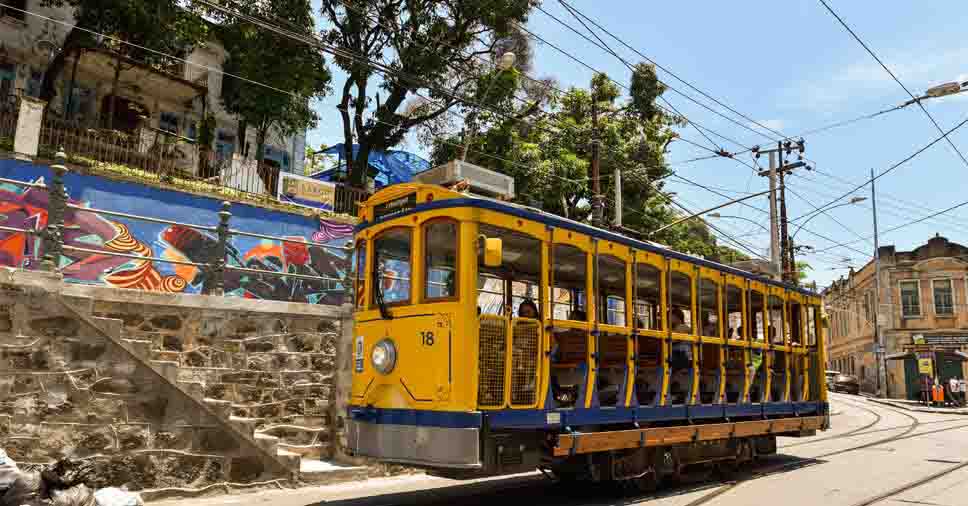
[414,160,515,199]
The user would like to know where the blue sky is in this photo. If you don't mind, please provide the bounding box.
[306,1,968,289]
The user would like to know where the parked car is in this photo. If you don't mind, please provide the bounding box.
[825,370,839,390]
[829,373,860,394]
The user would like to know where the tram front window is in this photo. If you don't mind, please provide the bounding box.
[372,228,412,306]
[424,220,458,300]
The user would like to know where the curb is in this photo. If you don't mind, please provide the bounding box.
[866,397,968,415]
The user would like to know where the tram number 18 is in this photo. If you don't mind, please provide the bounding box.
[419,331,435,346]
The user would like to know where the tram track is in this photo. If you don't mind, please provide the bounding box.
[845,460,968,506]
[680,398,968,506]
[779,397,883,449]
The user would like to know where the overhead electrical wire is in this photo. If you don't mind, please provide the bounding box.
[789,114,968,223]
[555,0,788,142]
[817,0,968,171]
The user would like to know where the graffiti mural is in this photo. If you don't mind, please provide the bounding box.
[0,159,354,304]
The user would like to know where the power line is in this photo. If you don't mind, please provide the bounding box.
[817,0,968,171]
[555,0,788,142]
[515,12,753,152]
[812,197,968,255]
[554,0,722,152]
[789,114,968,223]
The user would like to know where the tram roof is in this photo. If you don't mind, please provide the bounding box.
[357,184,818,297]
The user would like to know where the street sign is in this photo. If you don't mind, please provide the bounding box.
[278,172,337,211]
[918,358,934,376]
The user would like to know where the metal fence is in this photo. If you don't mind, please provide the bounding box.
[18,151,353,299]
[1,97,370,216]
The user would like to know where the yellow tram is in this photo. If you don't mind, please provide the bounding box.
[348,170,829,485]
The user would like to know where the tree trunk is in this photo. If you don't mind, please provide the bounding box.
[63,49,81,121]
[39,28,84,103]
[237,119,247,156]
[349,143,371,188]
[255,128,276,193]
[106,55,122,131]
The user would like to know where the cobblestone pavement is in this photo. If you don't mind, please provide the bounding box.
[155,394,968,506]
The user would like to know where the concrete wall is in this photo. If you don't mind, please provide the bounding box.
[0,268,349,492]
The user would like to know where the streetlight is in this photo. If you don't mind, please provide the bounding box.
[791,196,867,240]
[459,52,516,161]
[900,79,968,108]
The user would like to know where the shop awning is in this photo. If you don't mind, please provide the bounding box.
[885,352,914,361]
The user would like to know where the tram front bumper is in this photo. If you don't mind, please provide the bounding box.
[347,418,482,469]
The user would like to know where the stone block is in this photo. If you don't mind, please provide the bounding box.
[150,360,180,383]
[117,424,150,451]
[30,315,80,337]
[202,398,232,419]
[196,427,240,453]
[150,315,184,331]
[152,427,194,451]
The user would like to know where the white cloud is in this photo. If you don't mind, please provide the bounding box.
[753,119,787,132]
[782,46,968,112]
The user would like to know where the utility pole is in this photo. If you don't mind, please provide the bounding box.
[768,151,780,277]
[612,168,622,228]
[590,101,603,227]
[778,142,791,282]
[871,168,887,398]
[755,141,806,281]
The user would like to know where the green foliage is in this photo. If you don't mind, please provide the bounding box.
[217,0,331,163]
[318,0,539,186]
[427,63,745,264]
[38,0,209,105]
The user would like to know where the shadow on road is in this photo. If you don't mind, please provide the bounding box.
[307,454,824,506]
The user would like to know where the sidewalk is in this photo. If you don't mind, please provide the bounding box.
[865,396,968,415]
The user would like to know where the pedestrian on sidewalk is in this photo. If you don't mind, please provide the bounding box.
[920,374,932,405]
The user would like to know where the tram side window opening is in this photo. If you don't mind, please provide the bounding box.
[477,225,541,316]
[372,228,412,305]
[552,244,588,321]
[768,295,785,345]
[635,263,662,331]
[699,276,721,338]
[599,255,627,326]
[669,271,693,334]
[725,348,745,403]
[424,220,458,300]
[807,306,819,346]
[726,285,743,340]
[636,338,662,405]
[749,290,766,342]
[789,300,804,346]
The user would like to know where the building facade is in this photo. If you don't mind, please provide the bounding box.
[0,1,305,176]
[823,235,968,399]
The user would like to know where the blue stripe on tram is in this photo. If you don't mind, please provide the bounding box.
[347,402,830,430]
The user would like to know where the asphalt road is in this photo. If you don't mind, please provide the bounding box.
[155,394,968,506]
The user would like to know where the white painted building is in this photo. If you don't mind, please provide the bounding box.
[0,1,306,176]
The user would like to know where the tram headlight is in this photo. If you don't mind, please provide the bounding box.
[371,338,397,374]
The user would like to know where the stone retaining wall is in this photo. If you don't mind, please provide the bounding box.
[0,269,350,491]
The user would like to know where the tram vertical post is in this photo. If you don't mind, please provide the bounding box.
[871,168,887,398]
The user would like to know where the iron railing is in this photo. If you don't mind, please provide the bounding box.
[2,96,370,215]
[14,151,353,299]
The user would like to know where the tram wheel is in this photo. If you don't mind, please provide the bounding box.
[655,448,682,486]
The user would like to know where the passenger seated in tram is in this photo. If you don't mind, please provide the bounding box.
[701,311,717,336]
[669,308,691,333]
[518,299,539,319]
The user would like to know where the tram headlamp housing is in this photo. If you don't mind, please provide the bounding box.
[371,338,397,375]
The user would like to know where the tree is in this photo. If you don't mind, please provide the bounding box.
[217,0,331,181]
[426,63,747,264]
[38,0,208,119]
[318,0,539,187]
